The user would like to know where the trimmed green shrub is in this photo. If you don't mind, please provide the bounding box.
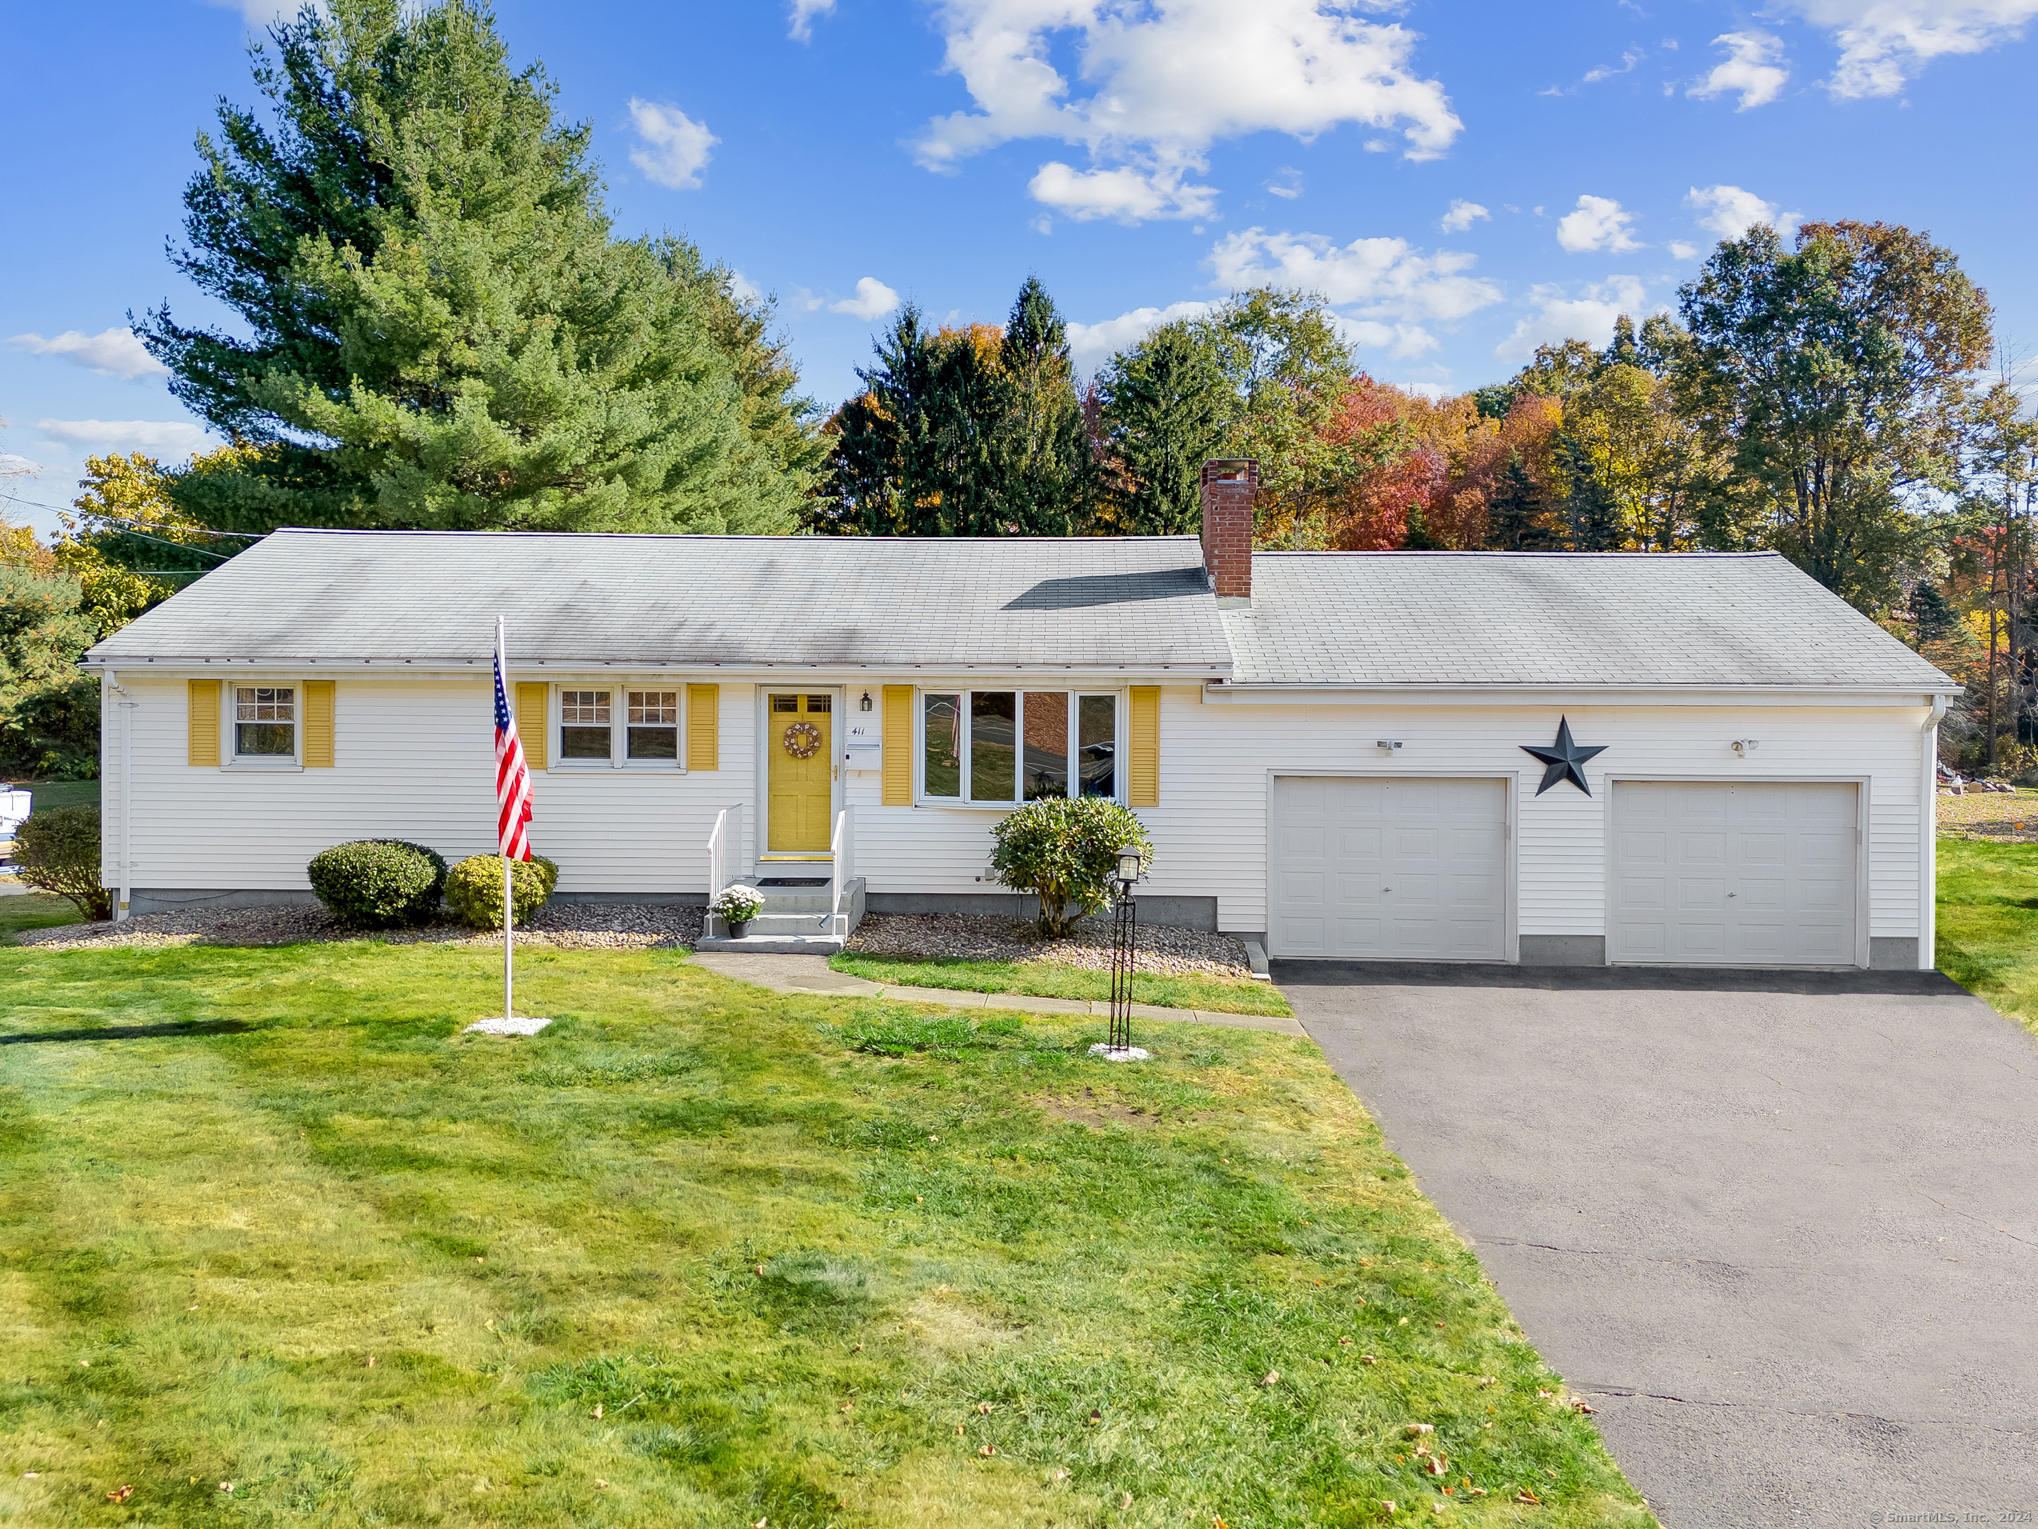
[987,796,1153,937]
[12,804,110,920]
[306,839,448,928]
[445,854,558,929]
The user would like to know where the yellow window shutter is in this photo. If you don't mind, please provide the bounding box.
[1128,687,1160,807]
[302,680,335,767]
[882,686,913,806]
[686,684,719,770]
[188,679,220,767]
[516,682,548,771]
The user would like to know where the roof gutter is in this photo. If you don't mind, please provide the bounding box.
[77,657,1235,682]
[1201,681,1963,707]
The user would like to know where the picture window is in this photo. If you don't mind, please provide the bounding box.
[919,690,1117,804]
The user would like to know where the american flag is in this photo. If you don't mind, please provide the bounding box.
[493,623,533,861]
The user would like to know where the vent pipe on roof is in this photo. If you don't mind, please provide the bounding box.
[1200,459,1256,604]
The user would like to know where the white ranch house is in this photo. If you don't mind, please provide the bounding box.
[83,462,1957,969]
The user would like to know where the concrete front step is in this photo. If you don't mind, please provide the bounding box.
[693,932,845,955]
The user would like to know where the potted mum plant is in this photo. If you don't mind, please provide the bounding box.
[710,883,764,937]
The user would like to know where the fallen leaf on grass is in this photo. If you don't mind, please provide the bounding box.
[1120,1492,1133,1509]
[1574,1401,1596,1414]
[1362,1355,1378,1365]
[1259,1371,1279,1387]
[978,1444,996,1457]
[1405,1423,1434,1436]
[1424,1455,1447,1477]
[365,1356,377,1368]
[594,1479,609,1489]
[219,1483,234,1494]
[106,1485,133,1503]
[1088,1409,1101,1426]
[977,1400,993,1414]
[1338,1337,1351,1347]
[1517,1487,1541,1504]
[955,1424,965,1437]
[591,1403,603,1419]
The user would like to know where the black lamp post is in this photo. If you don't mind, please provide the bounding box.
[1107,843,1143,1054]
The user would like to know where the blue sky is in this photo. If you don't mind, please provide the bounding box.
[6,0,2037,536]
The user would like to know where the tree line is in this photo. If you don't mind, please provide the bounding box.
[0,0,2029,779]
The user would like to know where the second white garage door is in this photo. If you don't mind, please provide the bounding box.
[1268,776,1508,960]
[1609,781,1859,966]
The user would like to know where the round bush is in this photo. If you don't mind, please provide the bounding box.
[987,796,1153,937]
[12,804,110,921]
[306,839,447,928]
[444,854,559,929]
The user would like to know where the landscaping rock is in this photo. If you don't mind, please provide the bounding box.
[844,911,1252,981]
[14,902,706,951]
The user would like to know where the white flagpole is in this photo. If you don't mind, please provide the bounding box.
[498,615,513,1021]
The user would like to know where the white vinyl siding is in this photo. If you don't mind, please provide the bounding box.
[1609,780,1859,965]
[1268,776,1507,959]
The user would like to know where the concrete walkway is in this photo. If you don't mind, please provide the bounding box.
[685,950,1307,1036]
[1279,959,2038,1527]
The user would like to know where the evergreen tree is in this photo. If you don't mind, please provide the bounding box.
[135,0,812,534]
[996,277,1094,535]
[1486,450,1556,550]
[1097,321,1227,534]
[1910,579,1958,644]
[1554,431,1622,550]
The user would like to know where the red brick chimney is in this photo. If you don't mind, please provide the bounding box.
[1200,459,1256,601]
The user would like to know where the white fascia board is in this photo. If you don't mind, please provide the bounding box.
[1200,682,1960,708]
[77,656,1231,683]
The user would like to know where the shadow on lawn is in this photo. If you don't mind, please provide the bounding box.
[0,1019,257,1046]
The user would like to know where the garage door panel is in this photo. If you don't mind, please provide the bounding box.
[1611,781,1857,967]
[1270,777,1506,961]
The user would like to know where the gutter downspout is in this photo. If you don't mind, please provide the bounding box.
[1920,693,1948,970]
[105,670,136,921]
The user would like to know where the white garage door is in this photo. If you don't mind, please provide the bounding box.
[1268,777,1508,960]
[1610,781,1858,966]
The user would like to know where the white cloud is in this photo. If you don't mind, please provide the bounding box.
[1555,195,1642,254]
[34,419,212,456]
[8,327,168,380]
[911,0,1462,223]
[829,278,901,321]
[1492,277,1654,362]
[0,453,43,479]
[1210,228,1503,323]
[1028,163,1218,223]
[200,0,292,24]
[1439,199,1489,233]
[1686,184,1802,240]
[788,0,834,42]
[1783,0,2038,97]
[1669,240,1700,259]
[1066,301,1215,373]
[1688,31,1791,109]
[1266,167,1304,200]
[1395,381,1449,401]
[728,270,764,305]
[1330,317,1440,360]
[1583,47,1644,83]
[625,99,718,190]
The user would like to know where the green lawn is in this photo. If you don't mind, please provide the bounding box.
[831,952,1294,1017]
[0,892,86,941]
[6,779,101,812]
[1934,838,2038,1039]
[0,940,1647,1527]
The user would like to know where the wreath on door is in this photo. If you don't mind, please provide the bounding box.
[782,720,824,760]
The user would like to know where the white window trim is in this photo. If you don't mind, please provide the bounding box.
[547,682,686,772]
[223,679,304,771]
[915,688,1124,808]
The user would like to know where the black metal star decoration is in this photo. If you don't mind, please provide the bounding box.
[1521,716,1607,796]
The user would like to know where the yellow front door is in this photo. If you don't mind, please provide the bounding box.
[767,692,834,853]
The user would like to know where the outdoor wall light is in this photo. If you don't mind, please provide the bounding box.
[859,691,873,712]
[1731,739,1760,756]
[1375,739,1404,754]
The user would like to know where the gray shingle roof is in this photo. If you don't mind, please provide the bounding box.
[1221,551,1956,689]
[86,529,1235,673]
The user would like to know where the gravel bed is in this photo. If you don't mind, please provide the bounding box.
[844,911,1252,981]
[15,901,704,952]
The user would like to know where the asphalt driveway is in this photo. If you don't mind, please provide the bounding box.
[1276,960,2038,1528]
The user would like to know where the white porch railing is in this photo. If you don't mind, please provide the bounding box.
[828,806,855,939]
[706,803,740,938]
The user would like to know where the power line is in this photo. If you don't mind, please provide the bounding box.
[0,490,266,541]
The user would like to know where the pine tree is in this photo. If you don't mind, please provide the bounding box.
[1554,432,1622,550]
[135,0,812,534]
[1097,321,1227,534]
[1486,450,1556,550]
[1911,579,1958,644]
[996,277,1094,535]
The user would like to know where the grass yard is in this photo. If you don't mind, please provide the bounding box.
[0,892,85,942]
[0,939,1647,1528]
[1935,837,2038,1038]
[5,779,102,813]
[830,952,1294,1018]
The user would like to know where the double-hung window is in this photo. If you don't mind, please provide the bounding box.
[556,687,683,768]
[921,690,1118,804]
[233,686,296,762]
